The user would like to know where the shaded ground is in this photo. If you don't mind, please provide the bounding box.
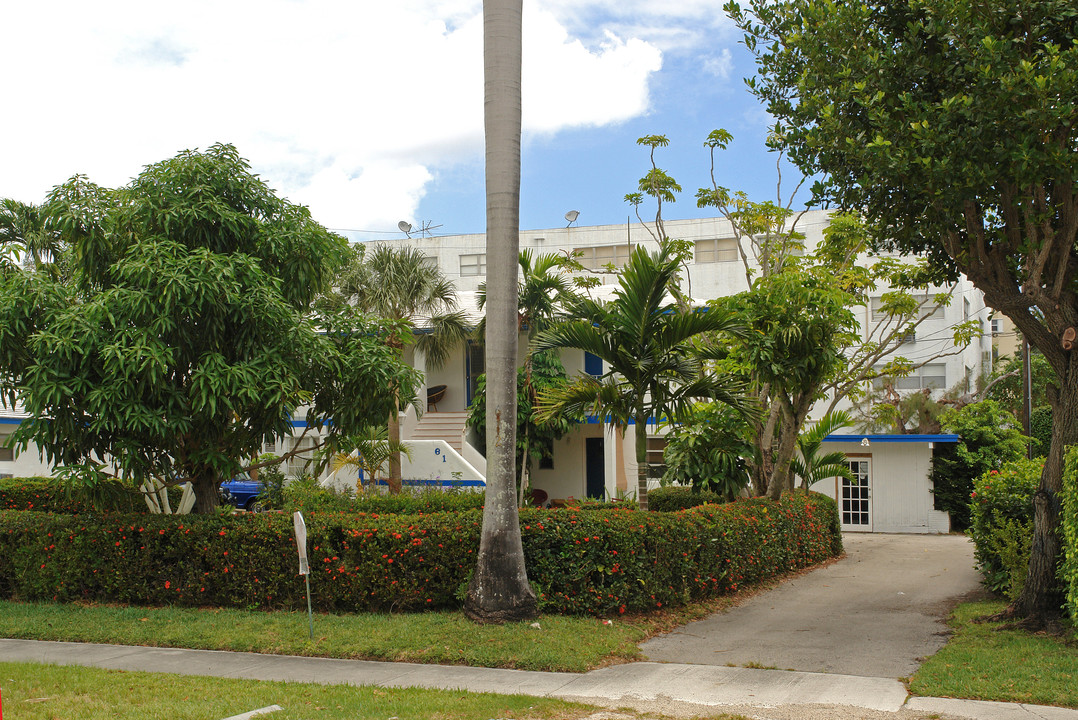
[640,533,982,678]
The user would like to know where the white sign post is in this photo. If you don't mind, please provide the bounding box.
[293,511,313,640]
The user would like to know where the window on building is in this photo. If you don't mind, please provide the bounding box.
[873,363,947,391]
[574,244,633,271]
[460,253,487,277]
[694,238,738,263]
[0,447,13,462]
[421,256,439,270]
[991,318,1003,334]
[871,294,947,322]
[286,436,317,477]
[964,297,971,321]
[646,436,667,480]
[263,440,277,455]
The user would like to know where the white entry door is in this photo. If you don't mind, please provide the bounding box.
[840,458,872,532]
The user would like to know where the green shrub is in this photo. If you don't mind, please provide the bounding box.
[646,486,726,512]
[660,402,752,500]
[0,477,151,513]
[931,401,1029,530]
[968,457,1042,598]
[0,493,840,616]
[1028,406,1052,458]
[279,476,487,515]
[1062,447,1078,618]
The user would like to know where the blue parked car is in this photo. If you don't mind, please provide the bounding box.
[219,474,267,511]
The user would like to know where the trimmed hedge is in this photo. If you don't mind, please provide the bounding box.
[1063,447,1078,619]
[0,476,152,513]
[0,493,840,616]
[647,486,728,512]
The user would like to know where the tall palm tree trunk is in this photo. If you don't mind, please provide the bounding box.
[465,0,537,623]
[634,412,650,511]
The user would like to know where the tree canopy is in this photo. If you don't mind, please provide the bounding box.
[0,144,415,512]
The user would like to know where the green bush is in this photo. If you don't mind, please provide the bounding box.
[646,486,727,512]
[0,477,151,513]
[660,402,752,500]
[0,493,840,616]
[1063,447,1078,619]
[1029,406,1052,458]
[931,401,1029,530]
[279,476,487,515]
[968,457,1042,599]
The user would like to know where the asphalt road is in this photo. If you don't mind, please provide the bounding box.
[640,532,983,678]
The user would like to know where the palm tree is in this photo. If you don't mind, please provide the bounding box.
[336,244,468,493]
[533,240,750,511]
[331,425,412,494]
[477,249,575,503]
[464,0,538,623]
[791,410,856,491]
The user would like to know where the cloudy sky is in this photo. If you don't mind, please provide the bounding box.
[1,0,807,240]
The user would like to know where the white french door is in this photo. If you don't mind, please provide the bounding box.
[840,458,872,532]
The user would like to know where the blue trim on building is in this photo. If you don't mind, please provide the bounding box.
[823,434,959,443]
[0,418,22,425]
[372,478,486,488]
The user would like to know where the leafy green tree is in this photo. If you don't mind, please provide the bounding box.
[325,244,468,493]
[660,402,753,501]
[631,135,977,500]
[728,0,1077,624]
[534,240,749,511]
[0,144,414,513]
[715,268,858,499]
[791,411,855,491]
[465,0,538,623]
[931,401,1029,530]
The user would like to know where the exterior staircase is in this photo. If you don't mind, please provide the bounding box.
[409,411,469,453]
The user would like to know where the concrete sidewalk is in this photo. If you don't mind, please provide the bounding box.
[3,638,1075,720]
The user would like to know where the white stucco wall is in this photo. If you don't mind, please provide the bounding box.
[0,425,54,477]
[813,439,952,534]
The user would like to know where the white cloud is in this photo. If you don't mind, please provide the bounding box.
[0,0,675,230]
[703,48,734,79]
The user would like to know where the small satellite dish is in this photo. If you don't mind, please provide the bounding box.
[564,210,580,225]
[398,221,413,234]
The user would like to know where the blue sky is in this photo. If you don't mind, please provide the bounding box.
[0,1,811,241]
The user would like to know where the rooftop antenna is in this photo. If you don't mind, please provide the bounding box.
[397,221,413,238]
[415,220,443,238]
[565,210,580,227]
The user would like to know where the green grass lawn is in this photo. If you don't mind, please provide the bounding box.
[0,661,600,720]
[909,599,1078,708]
[0,600,650,673]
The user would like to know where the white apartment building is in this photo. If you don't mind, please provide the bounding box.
[369,210,993,504]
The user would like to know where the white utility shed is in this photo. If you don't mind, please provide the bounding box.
[813,434,958,534]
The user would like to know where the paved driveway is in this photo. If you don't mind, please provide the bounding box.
[640,533,983,678]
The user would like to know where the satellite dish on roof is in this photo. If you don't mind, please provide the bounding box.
[398,221,413,234]
[565,210,580,227]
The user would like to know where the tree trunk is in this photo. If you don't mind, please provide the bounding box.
[1012,379,1076,627]
[387,399,403,494]
[191,470,218,514]
[635,414,649,511]
[465,0,537,623]
[767,393,811,500]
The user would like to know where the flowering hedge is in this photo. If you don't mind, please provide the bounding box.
[0,493,840,616]
[1062,447,1078,619]
[968,457,1043,599]
[0,476,179,513]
